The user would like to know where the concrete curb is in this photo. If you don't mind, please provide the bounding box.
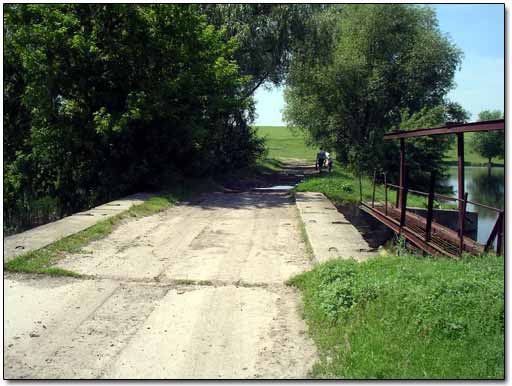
[295,192,375,263]
[4,193,153,263]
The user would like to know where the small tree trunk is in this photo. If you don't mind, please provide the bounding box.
[488,158,492,176]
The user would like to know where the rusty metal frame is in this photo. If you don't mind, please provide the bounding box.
[384,119,504,140]
[370,119,505,258]
[360,203,458,258]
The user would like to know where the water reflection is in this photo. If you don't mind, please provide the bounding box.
[444,166,504,244]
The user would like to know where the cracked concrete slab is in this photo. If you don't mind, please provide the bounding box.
[4,192,317,379]
[295,192,376,262]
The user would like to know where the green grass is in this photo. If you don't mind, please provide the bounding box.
[289,254,504,379]
[295,161,454,209]
[256,126,316,161]
[444,132,504,166]
[5,179,214,277]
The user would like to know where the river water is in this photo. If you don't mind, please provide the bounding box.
[443,166,504,244]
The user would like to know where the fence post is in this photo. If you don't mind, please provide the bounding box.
[459,192,468,254]
[425,171,436,242]
[399,138,405,207]
[496,212,504,256]
[359,174,363,203]
[399,168,408,230]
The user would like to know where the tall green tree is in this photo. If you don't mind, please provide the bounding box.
[4,4,264,233]
[200,4,326,96]
[471,110,504,169]
[284,4,463,181]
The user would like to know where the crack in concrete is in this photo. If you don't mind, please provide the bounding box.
[79,275,289,291]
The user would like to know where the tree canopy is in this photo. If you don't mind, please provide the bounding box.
[5,4,487,233]
[284,4,463,182]
[200,4,326,96]
[4,4,265,232]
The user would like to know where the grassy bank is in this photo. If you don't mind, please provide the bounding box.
[289,254,504,379]
[295,161,455,209]
[5,179,213,276]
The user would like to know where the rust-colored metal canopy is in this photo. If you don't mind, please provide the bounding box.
[384,119,504,140]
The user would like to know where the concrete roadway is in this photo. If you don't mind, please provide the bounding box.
[4,192,318,379]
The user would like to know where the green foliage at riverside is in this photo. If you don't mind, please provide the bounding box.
[289,255,504,379]
[284,4,463,186]
[4,4,268,234]
[444,132,504,166]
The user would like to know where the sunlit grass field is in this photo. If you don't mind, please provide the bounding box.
[257,126,504,167]
[256,126,316,161]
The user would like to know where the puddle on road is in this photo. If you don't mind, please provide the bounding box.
[253,185,295,191]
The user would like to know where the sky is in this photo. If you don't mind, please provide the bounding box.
[253,4,505,126]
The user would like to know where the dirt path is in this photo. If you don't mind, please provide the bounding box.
[4,191,317,379]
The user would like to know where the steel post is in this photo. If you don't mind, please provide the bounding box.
[425,172,436,242]
[457,133,465,244]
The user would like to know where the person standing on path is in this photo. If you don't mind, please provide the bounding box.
[316,148,326,172]
[326,151,333,173]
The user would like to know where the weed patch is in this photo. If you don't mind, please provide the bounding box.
[290,254,504,379]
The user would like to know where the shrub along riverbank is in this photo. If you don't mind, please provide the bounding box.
[289,254,504,379]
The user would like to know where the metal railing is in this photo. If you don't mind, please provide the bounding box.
[370,171,503,256]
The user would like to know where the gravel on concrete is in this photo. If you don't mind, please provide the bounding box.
[4,192,317,379]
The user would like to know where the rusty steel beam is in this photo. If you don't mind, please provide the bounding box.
[399,138,405,207]
[459,192,468,254]
[457,132,465,254]
[372,170,376,207]
[497,213,504,256]
[485,212,504,254]
[360,204,457,258]
[399,167,408,230]
[425,172,435,242]
[378,204,484,256]
[384,173,388,216]
[384,119,504,140]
